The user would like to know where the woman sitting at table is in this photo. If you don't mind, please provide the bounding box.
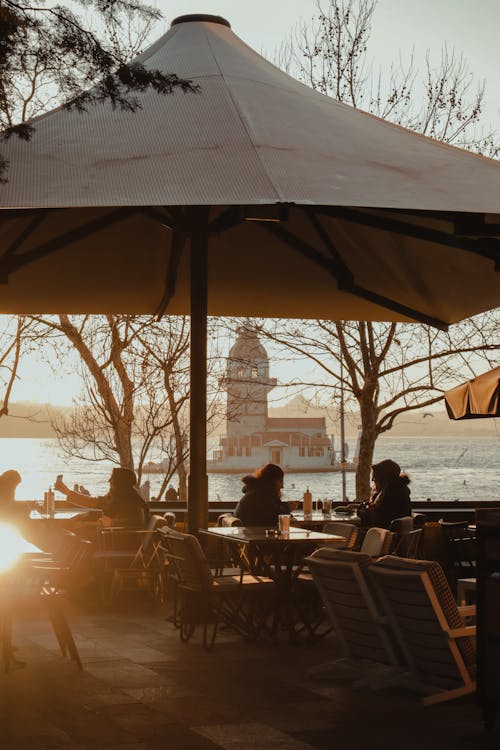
[55,467,149,528]
[0,469,28,529]
[361,459,411,529]
[235,463,289,527]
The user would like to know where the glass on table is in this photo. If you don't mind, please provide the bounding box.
[278,514,291,533]
[322,498,332,515]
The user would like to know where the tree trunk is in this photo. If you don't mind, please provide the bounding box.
[163,367,188,503]
[355,392,378,500]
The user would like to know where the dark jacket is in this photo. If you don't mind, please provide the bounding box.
[98,488,149,528]
[235,476,283,527]
[370,477,411,529]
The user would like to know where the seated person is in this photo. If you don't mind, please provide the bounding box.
[361,459,411,529]
[0,469,28,529]
[55,467,149,528]
[235,463,289,526]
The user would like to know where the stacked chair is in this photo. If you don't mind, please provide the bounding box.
[369,555,476,705]
[158,526,274,650]
[307,548,476,705]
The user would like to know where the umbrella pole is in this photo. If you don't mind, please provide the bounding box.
[187,207,210,534]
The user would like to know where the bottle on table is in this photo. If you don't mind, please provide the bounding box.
[303,486,312,517]
[45,486,55,518]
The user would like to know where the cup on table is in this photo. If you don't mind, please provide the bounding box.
[278,514,291,533]
[322,498,332,515]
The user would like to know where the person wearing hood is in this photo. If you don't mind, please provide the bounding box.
[366,459,411,529]
[235,463,288,526]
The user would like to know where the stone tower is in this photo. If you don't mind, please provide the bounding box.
[224,328,277,437]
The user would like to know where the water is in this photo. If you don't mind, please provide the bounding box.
[1,435,498,504]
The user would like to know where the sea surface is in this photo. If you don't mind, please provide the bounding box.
[1,435,498,504]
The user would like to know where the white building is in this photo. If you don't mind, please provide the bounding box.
[208,328,338,473]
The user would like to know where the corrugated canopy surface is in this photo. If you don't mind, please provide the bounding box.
[0,15,499,324]
[445,367,500,419]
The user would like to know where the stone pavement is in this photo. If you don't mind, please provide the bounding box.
[0,595,498,750]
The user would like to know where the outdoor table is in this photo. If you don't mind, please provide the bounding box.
[199,526,345,639]
[29,509,88,521]
[291,511,360,530]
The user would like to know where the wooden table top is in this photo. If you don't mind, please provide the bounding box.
[199,526,345,545]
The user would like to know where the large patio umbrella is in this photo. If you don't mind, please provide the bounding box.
[0,14,499,531]
[445,367,500,419]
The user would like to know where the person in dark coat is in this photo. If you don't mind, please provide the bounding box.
[235,463,288,526]
[0,469,28,528]
[55,467,149,528]
[365,459,411,529]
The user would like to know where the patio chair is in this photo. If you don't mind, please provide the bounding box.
[438,519,476,588]
[369,555,476,705]
[360,527,393,557]
[163,511,177,528]
[94,514,167,600]
[28,529,93,596]
[304,548,403,685]
[322,522,358,550]
[158,527,274,650]
[390,517,422,559]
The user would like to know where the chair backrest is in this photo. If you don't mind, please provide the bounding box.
[438,519,476,570]
[158,527,213,591]
[163,511,177,528]
[360,527,393,557]
[322,522,358,550]
[305,547,400,667]
[392,528,423,559]
[138,514,168,557]
[369,556,475,693]
[221,515,242,528]
[412,513,427,529]
[390,516,414,534]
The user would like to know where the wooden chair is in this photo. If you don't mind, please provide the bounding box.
[94,514,167,600]
[438,519,476,587]
[158,527,274,650]
[322,522,358,550]
[369,555,476,705]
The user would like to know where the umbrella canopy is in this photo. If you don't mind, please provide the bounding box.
[0,14,499,530]
[0,14,499,327]
[445,367,500,419]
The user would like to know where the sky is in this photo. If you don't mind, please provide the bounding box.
[5,0,500,405]
[157,0,500,121]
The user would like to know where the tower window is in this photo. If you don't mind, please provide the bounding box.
[251,367,259,379]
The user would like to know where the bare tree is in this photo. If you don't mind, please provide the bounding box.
[0,1,195,181]
[268,1,500,497]
[29,314,226,501]
[259,315,500,499]
[0,315,31,417]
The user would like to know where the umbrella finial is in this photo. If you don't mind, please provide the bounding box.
[171,14,231,28]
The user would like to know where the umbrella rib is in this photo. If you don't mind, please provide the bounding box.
[0,208,135,281]
[2,210,50,260]
[258,221,448,330]
[155,230,186,319]
[315,205,500,265]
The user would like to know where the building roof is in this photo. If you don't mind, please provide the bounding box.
[267,417,326,429]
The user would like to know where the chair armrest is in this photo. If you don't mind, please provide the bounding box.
[457,604,476,618]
